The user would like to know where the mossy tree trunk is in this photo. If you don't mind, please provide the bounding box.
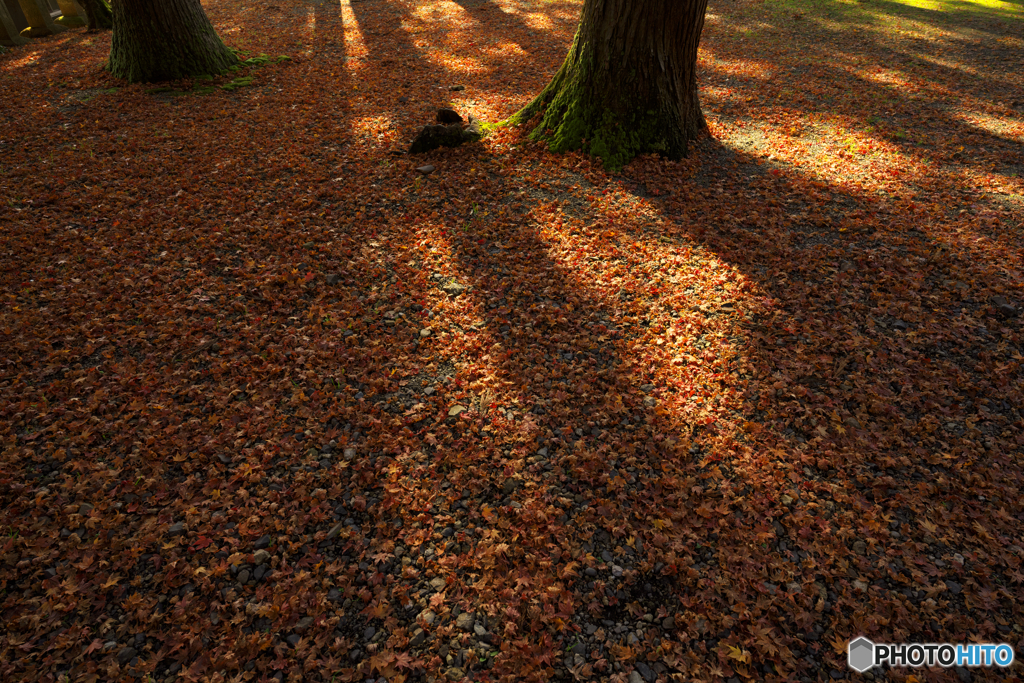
[81,0,112,31]
[108,0,238,82]
[511,0,709,170]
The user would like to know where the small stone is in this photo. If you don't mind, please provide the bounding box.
[327,522,344,539]
[585,567,597,577]
[430,577,446,591]
[946,580,962,594]
[892,319,909,331]
[237,569,250,584]
[326,273,341,286]
[167,522,185,537]
[398,96,409,103]
[416,165,435,175]
[423,386,436,395]
[474,623,487,638]
[254,550,270,565]
[295,616,314,634]
[449,85,465,91]
[117,647,136,666]
[996,303,1017,318]
[79,503,94,515]
[780,494,794,505]
[419,609,437,626]
[343,447,356,460]
[437,108,463,124]
[420,328,432,337]
[446,667,465,681]
[448,405,466,417]
[853,580,868,592]
[629,671,644,683]
[254,564,267,581]
[410,628,426,647]
[440,282,468,297]
[286,634,300,647]
[455,612,475,632]
[853,540,867,555]
[216,453,232,464]
[363,626,376,641]
[661,617,675,630]
[254,535,272,550]
[635,662,655,683]
[956,665,973,682]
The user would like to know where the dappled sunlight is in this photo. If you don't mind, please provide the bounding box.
[2,1,1023,682]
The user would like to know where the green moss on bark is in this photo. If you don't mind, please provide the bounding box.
[108,0,238,83]
[510,0,708,171]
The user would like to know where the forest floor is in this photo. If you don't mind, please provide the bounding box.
[1,0,1023,682]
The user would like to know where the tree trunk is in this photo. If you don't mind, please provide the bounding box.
[81,0,112,31]
[108,0,238,82]
[511,0,709,170]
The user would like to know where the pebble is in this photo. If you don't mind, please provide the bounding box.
[410,628,426,647]
[254,535,272,550]
[327,522,344,539]
[473,623,487,638]
[853,540,867,555]
[79,503,94,515]
[343,448,356,460]
[117,646,136,666]
[635,662,655,682]
[167,522,185,537]
[419,609,437,626]
[430,577,446,591]
[446,667,465,681]
[286,634,300,647]
[629,671,644,683]
[448,405,466,417]
[416,165,435,175]
[946,580,962,594]
[295,616,314,634]
[254,550,270,565]
[237,569,250,584]
[661,617,675,630]
[420,328,432,337]
[364,626,376,641]
[455,612,475,632]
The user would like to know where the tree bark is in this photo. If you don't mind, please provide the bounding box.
[511,0,709,170]
[80,0,112,31]
[108,0,238,82]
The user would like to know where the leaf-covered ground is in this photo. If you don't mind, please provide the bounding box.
[1,0,1022,682]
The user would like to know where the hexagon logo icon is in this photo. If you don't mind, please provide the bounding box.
[848,637,875,672]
